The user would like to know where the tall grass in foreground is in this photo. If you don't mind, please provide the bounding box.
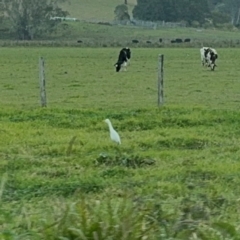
[1,184,240,240]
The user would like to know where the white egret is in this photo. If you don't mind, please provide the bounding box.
[104,119,121,144]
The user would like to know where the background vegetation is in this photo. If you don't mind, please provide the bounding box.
[0,0,239,44]
[133,0,240,27]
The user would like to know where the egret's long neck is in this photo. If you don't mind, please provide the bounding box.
[108,122,114,130]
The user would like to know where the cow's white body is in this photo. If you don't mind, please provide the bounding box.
[200,47,218,71]
[200,47,209,67]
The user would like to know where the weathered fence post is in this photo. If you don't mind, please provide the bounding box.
[39,57,47,107]
[158,54,164,107]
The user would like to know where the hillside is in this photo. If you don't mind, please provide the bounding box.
[0,0,237,45]
[55,0,240,47]
[61,0,137,21]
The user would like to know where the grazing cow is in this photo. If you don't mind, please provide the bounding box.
[114,47,131,72]
[132,39,139,43]
[146,40,152,44]
[175,38,183,43]
[184,38,191,43]
[200,47,218,71]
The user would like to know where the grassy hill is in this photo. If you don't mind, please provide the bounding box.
[61,0,137,21]
[44,20,240,48]
[55,0,240,47]
[1,0,238,46]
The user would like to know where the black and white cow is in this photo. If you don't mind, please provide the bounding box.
[114,47,131,72]
[200,47,209,67]
[200,47,218,71]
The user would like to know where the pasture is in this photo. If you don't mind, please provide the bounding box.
[61,0,137,21]
[54,21,240,45]
[1,48,240,109]
[1,47,240,239]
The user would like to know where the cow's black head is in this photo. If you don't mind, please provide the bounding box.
[209,51,218,70]
[210,51,217,65]
[114,62,121,72]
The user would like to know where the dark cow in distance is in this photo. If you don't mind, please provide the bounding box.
[114,47,131,72]
[175,38,183,43]
[132,39,139,43]
[171,38,183,43]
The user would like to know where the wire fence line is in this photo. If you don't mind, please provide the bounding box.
[100,19,186,29]
[55,16,187,29]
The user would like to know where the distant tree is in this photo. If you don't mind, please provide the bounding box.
[223,0,240,25]
[0,1,4,24]
[207,0,224,10]
[133,0,167,21]
[180,0,211,24]
[133,0,210,24]
[211,11,231,25]
[124,0,127,4]
[114,4,130,20]
[1,0,68,40]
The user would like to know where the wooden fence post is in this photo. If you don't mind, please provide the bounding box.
[158,54,164,107]
[39,57,47,107]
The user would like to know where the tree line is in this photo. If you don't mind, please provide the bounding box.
[131,0,240,26]
[0,0,239,41]
[0,0,68,40]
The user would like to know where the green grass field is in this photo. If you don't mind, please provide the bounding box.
[0,48,239,109]
[50,0,240,45]
[1,48,240,239]
[61,0,137,21]
[52,21,240,44]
